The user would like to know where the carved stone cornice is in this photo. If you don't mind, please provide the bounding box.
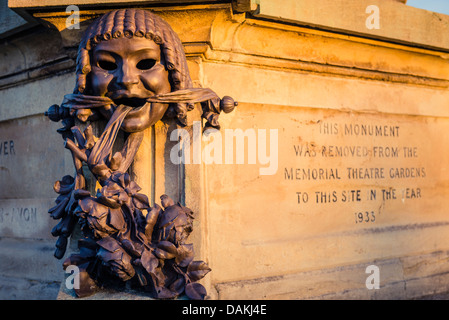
[9,0,449,87]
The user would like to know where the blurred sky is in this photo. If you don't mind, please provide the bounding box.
[407,0,449,15]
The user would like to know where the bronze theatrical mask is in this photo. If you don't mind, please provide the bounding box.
[45,8,236,299]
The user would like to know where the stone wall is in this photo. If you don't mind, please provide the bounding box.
[1,0,449,299]
[0,0,78,297]
[174,1,449,299]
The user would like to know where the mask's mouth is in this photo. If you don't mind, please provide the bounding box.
[113,97,148,109]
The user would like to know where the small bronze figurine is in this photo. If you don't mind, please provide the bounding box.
[46,8,236,299]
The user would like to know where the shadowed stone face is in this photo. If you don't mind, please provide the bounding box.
[90,36,172,132]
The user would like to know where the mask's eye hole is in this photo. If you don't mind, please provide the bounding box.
[136,59,156,70]
[98,60,117,71]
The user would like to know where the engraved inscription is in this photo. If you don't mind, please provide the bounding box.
[0,140,15,156]
[0,207,37,224]
[283,118,428,225]
[0,198,57,239]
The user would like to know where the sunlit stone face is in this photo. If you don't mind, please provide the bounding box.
[89,36,172,132]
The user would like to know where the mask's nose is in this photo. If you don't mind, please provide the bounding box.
[116,61,139,89]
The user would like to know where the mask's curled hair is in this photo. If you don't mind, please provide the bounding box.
[75,9,194,126]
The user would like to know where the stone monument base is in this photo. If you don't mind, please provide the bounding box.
[57,283,151,300]
[56,268,194,300]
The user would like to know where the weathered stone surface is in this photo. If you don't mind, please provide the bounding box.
[0,0,29,38]
[9,0,222,8]
[0,27,68,79]
[180,3,449,298]
[0,73,75,121]
[57,280,154,300]
[199,98,449,282]
[0,275,60,300]
[215,250,449,299]
[0,238,63,282]
[254,0,449,51]
[201,62,449,118]
[0,238,63,299]
[0,115,73,198]
[2,1,449,301]
[0,198,58,239]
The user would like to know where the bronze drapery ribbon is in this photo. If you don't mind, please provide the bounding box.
[87,104,134,175]
[63,88,219,109]
[146,88,220,107]
[61,94,115,110]
[46,88,226,175]
[60,88,222,175]
[61,87,223,128]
